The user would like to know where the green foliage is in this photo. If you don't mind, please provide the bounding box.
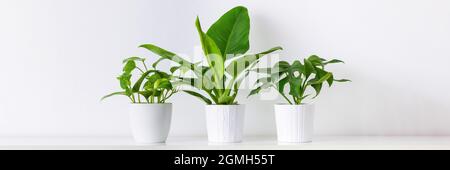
[140,6,282,105]
[102,57,178,104]
[249,56,350,105]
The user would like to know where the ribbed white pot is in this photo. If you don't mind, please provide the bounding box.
[275,104,315,143]
[205,105,245,143]
[129,104,172,144]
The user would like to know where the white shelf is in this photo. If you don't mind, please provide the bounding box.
[0,136,449,150]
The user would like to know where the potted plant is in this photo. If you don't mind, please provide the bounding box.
[140,6,282,143]
[249,55,350,143]
[102,57,178,144]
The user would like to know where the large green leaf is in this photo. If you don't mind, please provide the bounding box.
[183,90,212,105]
[196,17,225,84]
[226,46,283,78]
[206,6,250,57]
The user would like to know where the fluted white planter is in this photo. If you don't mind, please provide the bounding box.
[129,104,172,144]
[205,105,245,143]
[275,104,315,143]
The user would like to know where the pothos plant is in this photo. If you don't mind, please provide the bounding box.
[249,55,350,105]
[102,57,178,104]
[139,6,282,105]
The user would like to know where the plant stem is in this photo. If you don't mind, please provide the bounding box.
[131,94,136,103]
[157,94,162,103]
[142,61,148,71]
[205,90,218,104]
[278,90,293,105]
[128,96,135,103]
[136,67,145,74]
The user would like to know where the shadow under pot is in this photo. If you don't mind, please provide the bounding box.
[274,104,315,143]
[129,103,172,144]
[205,105,245,143]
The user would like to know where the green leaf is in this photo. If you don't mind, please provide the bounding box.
[170,66,180,73]
[140,44,196,70]
[307,55,325,67]
[139,91,153,99]
[313,67,331,86]
[118,73,132,90]
[152,58,165,68]
[101,92,127,101]
[196,17,225,83]
[249,80,273,97]
[274,61,291,71]
[303,58,315,77]
[123,60,136,74]
[206,6,250,57]
[183,90,212,105]
[327,73,334,87]
[311,83,323,98]
[324,59,345,65]
[131,70,156,92]
[226,46,283,78]
[147,73,162,84]
[309,72,332,85]
[289,77,303,98]
[154,78,172,90]
[277,76,290,94]
[248,86,262,97]
[157,79,173,90]
[123,57,145,63]
[290,60,304,76]
[334,79,352,82]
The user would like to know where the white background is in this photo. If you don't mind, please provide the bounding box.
[0,0,449,137]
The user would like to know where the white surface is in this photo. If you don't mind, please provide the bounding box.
[0,0,450,137]
[206,105,245,143]
[275,104,314,143]
[0,136,450,150]
[129,104,172,144]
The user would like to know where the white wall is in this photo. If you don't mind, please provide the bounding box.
[1,0,450,137]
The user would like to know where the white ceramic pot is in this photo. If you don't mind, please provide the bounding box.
[274,104,315,143]
[205,105,245,143]
[129,104,172,144]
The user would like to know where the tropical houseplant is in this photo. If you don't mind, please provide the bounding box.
[140,6,282,143]
[249,55,350,143]
[102,56,178,144]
